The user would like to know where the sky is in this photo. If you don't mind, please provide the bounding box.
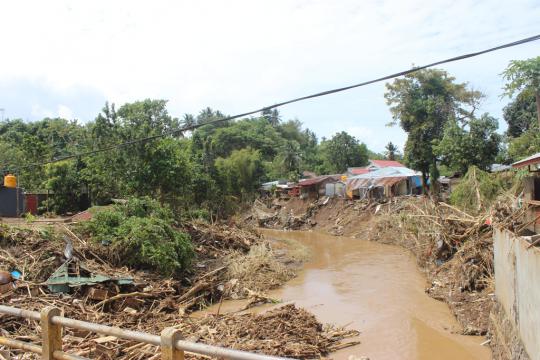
[0,0,539,152]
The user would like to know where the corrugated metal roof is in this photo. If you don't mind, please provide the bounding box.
[347,176,407,190]
[298,175,341,187]
[512,152,540,168]
[349,166,418,179]
[377,176,407,186]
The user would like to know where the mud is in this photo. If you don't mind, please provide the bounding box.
[200,230,491,360]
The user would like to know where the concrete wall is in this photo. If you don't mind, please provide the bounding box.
[494,228,540,360]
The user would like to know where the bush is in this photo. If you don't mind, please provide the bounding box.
[123,197,175,221]
[82,197,194,275]
[115,217,193,275]
[450,166,508,213]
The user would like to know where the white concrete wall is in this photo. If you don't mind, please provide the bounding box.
[494,228,540,360]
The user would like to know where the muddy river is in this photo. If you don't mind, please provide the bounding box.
[202,230,491,360]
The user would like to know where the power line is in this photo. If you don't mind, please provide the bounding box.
[3,33,540,173]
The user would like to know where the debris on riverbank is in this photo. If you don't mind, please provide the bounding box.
[251,195,524,336]
[0,218,357,358]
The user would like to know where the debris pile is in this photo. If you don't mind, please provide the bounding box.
[0,221,356,358]
[181,304,360,358]
[364,196,524,334]
[185,221,260,258]
[0,301,359,359]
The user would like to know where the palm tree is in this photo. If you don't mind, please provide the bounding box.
[282,141,301,174]
[385,142,399,160]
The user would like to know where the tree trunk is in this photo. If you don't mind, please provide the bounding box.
[421,171,428,195]
[536,92,540,128]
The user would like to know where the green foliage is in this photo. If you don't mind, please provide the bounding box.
[450,166,507,213]
[502,56,540,130]
[122,196,175,220]
[502,56,540,97]
[507,129,540,161]
[215,147,264,200]
[43,160,87,214]
[82,197,193,276]
[434,114,501,174]
[503,88,538,138]
[385,68,484,189]
[319,131,369,173]
[114,217,192,276]
[384,142,399,160]
[0,99,383,216]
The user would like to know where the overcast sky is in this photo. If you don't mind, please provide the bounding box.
[0,0,539,152]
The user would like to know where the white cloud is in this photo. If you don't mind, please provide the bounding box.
[58,105,74,119]
[0,0,539,150]
[31,104,54,119]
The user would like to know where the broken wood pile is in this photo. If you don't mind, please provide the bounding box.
[185,221,260,257]
[182,304,360,358]
[366,196,525,335]
[0,222,356,358]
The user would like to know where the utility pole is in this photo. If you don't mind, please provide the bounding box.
[0,108,4,122]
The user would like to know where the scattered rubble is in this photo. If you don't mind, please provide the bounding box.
[0,220,356,358]
[250,194,524,337]
[362,197,524,335]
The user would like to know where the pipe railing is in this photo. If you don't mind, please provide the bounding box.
[0,305,292,360]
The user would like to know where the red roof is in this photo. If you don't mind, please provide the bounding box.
[349,168,370,175]
[370,160,405,168]
[512,152,540,168]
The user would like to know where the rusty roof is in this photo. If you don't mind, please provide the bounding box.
[512,152,540,168]
[298,175,340,186]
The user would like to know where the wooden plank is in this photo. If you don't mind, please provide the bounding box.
[41,307,62,360]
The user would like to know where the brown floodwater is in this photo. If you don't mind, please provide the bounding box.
[199,229,491,360]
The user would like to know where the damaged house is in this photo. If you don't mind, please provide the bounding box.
[346,166,422,200]
[298,175,341,199]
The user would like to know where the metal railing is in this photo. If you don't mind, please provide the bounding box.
[0,305,291,360]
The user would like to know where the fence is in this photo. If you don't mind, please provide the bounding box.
[0,305,290,360]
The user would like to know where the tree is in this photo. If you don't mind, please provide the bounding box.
[43,160,85,214]
[261,108,281,126]
[320,132,369,173]
[502,56,540,127]
[434,114,501,174]
[281,140,301,177]
[503,89,538,138]
[384,142,399,160]
[508,130,540,161]
[215,147,264,200]
[385,68,483,193]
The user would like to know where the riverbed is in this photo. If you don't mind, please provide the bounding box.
[200,229,491,360]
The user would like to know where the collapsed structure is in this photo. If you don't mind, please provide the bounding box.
[261,160,423,201]
[346,166,422,199]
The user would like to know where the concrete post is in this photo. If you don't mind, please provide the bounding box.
[41,307,62,360]
[161,328,184,360]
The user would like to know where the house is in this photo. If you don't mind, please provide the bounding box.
[298,175,341,199]
[325,181,347,197]
[512,152,540,233]
[346,166,421,200]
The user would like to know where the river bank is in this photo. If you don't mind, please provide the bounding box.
[248,196,514,339]
[199,229,491,360]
